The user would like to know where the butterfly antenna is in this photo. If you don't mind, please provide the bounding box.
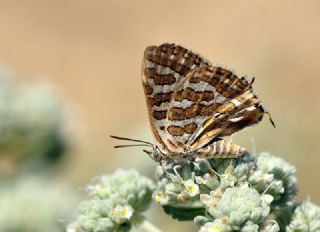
[244,77,255,91]
[249,77,255,87]
[114,144,152,148]
[110,135,153,145]
[265,112,276,128]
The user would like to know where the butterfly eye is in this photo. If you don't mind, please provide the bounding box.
[143,149,162,162]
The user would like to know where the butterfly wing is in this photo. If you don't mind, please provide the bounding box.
[165,64,262,152]
[142,43,266,156]
[141,43,210,154]
[186,66,265,150]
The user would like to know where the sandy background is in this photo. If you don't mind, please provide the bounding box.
[0,1,319,231]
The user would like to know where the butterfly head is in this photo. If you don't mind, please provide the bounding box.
[143,145,163,162]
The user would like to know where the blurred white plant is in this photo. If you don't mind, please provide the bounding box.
[0,68,67,171]
[0,175,78,232]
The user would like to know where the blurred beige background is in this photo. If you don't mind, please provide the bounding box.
[0,0,319,231]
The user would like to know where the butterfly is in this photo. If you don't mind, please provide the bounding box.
[111,43,274,162]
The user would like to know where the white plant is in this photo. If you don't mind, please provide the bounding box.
[68,152,319,232]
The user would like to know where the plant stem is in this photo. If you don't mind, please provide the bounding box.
[139,220,162,232]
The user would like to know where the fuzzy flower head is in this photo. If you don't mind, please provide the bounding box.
[287,201,320,232]
[199,186,275,231]
[154,152,293,231]
[249,152,297,207]
[154,155,253,206]
[68,169,155,232]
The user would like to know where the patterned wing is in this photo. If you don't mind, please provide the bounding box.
[141,43,210,154]
[187,68,265,151]
[142,43,266,156]
[165,64,260,153]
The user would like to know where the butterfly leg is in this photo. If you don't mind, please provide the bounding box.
[194,157,221,177]
[160,160,175,177]
[172,164,187,182]
[172,163,202,194]
[262,180,275,195]
[158,162,193,192]
[160,160,190,188]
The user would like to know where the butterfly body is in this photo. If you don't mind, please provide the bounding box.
[141,43,271,162]
[147,139,246,162]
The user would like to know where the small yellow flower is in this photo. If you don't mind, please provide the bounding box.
[154,192,163,202]
[200,222,223,232]
[153,191,169,204]
[112,205,133,223]
[184,179,199,197]
[209,225,221,232]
